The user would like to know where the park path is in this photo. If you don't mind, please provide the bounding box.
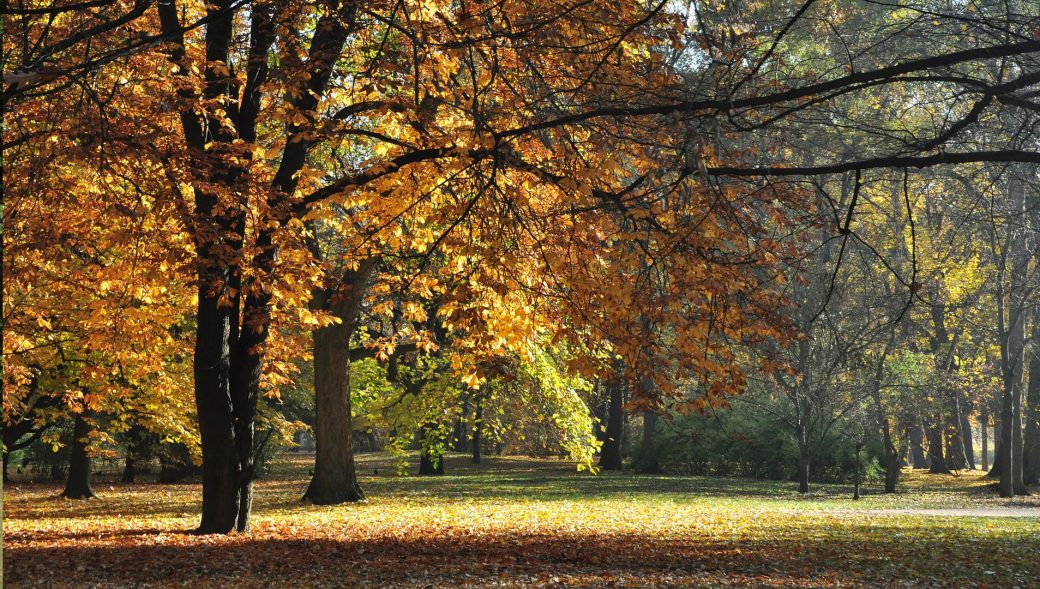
[851,507,1040,518]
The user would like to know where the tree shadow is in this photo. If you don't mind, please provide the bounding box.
[6,520,1036,588]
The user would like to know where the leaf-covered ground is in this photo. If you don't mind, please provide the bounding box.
[4,454,1039,588]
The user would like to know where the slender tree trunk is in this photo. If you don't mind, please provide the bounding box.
[880,421,900,493]
[599,374,624,471]
[870,332,898,492]
[453,398,469,452]
[1012,379,1028,494]
[946,395,968,470]
[959,407,976,470]
[62,415,96,499]
[2,451,9,483]
[981,407,989,472]
[304,262,374,505]
[909,425,928,468]
[927,424,951,474]
[853,442,863,500]
[471,388,485,464]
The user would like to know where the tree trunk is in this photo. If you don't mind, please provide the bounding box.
[638,412,661,473]
[303,322,364,503]
[999,391,1015,496]
[122,453,136,484]
[1024,317,1040,485]
[796,437,811,494]
[453,398,469,452]
[927,424,951,474]
[959,407,976,470]
[62,415,96,499]
[946,396,968,470]
[418,427,445,476]
[599,375,624,471]
[981,407,989,472]
[853,442,863,500]
[471,388,485,464]
[880,421,899,493]
[304,262,374,505]
[193,277,242,533]
[909,425,928,468]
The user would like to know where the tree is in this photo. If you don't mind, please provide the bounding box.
[9,0,1040,534]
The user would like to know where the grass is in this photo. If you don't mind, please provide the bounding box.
[4,452,1039,588]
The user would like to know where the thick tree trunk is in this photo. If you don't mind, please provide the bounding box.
[927,424,951,474]
[599,376,624,471]
[122,453,136,484]
[418,427,445,476]
[193,281,241,533]
[304,262,374,505]
[1024,318,1040,485]
[303,323,364,503]
[796,437,811,494]
[909,425,928,468]
[999,388,1015,496]
[62,415,96,499]
[638,412,661,473]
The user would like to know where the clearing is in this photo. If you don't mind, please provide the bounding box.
[3,454,1038,588]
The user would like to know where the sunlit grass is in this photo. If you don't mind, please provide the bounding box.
[4,453,1038,588]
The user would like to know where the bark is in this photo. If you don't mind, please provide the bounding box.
[909,425,928,468]
[193,274,241,533]
[1024,317,1040,485]
[927,424,951,474]
[880,419,900,493]
[945,395,968,470]
[159,0,355,534]
[471,389,485,464]
[122,453,136,484]
[995,166,1029,497]
[418,427,445,476]
[453,398,469,452]
[599,375,624,471]
[870,332,898,492]
[796,428,811,494]
[981,406,989,472]
[303,261,375,505]
[959,406,976,470]
[62,415,96,499]
[999,388,1015,497]
[853,442,864,500]
[638,412,661,474]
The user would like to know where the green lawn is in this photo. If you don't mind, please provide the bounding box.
[4,453,1038,588]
